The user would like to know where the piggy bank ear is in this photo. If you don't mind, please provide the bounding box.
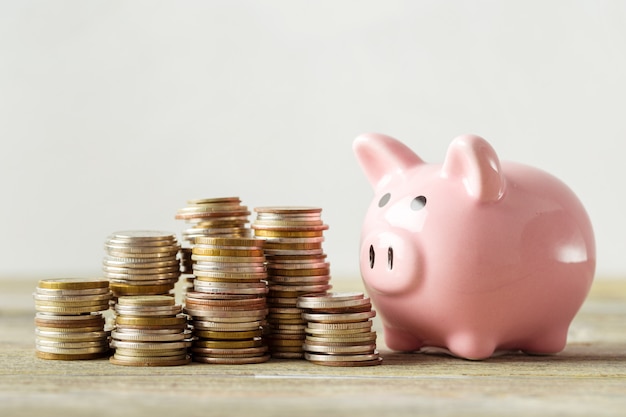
[442,134,505,203]
[353,133,424,188]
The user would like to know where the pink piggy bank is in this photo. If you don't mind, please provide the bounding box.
[354,133,595,360]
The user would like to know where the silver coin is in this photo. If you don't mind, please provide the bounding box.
[111,330,189,342]
[35,287,111,296]
[108,230,178,241]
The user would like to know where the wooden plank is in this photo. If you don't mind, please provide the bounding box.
[0,278,625,416]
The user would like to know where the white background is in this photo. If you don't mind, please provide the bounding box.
[1,1,624,281]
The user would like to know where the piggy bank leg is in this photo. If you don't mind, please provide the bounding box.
[447,332,497,360]
[521,328,568,355]
[383,326,423,352]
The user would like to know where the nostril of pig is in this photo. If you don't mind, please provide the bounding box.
[369,245,375,269]
[388,247,393,270]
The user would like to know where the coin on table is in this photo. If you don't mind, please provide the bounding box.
[110,355,191,367]
[36,351,109,361]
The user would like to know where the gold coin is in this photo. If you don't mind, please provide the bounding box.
[302,310,376,323]
[117,295,176,307]
[113,348,187,357]
[186,196,241,205]
[109,282,175,295]
[268,284,332,293]
[36,351,109,361]
[112,353,188,361]
[103,265,181,275]
[194,338,263,349]
[34,313,104,325]
[110,340,191,350]
[36,326,104,333]
[252,224,328,232]
[307,357,383,367]
[192,321,262,331]
[270,352,304,359]
[305,332,377,344]
[191,346,268,356]
[194,329,263,340]
[267,339,305,347]
[37,278,109,291]
[115,316,186,326]
[254,229,324,238]
[193,236,263,247]
[268,276,330,285]
[191,248,264,257]
[192,354,270,364]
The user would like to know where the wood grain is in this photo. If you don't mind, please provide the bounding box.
[1,278,624,416]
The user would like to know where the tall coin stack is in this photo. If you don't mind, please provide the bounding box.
[297,292,381,366]
[110,295,191,366]
[185,236,270,364]
[34,278,111,360]
[175,197,252,299]
[103,231,181,300]
[252,207,332,359]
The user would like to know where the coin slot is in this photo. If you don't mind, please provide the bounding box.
[387,247,393,270]
[369,245,375,269]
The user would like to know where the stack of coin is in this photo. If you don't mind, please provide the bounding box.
[102,231,181,299]
[185,236,270,364]
[252,207,332,359]
[297,292,382,366]
[175,197,252,245]
[34,278,111,360]
[109,295,191,366]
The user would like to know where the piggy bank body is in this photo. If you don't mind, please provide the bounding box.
[354,133,595,360]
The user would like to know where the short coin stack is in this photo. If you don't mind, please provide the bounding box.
[110,295,191,366]
[102,231,181,299]
[34,278,111,360]
[175,197,252,245]
[185,236,270,364]
[297,292,382,366]
[252,207,332,359]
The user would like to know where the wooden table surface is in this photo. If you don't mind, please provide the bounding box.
[1,277,625,417]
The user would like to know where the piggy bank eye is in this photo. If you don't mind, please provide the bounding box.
[411,195,427,211]
[378,193,391,207]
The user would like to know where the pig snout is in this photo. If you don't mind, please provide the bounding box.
[360,230,421,295]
